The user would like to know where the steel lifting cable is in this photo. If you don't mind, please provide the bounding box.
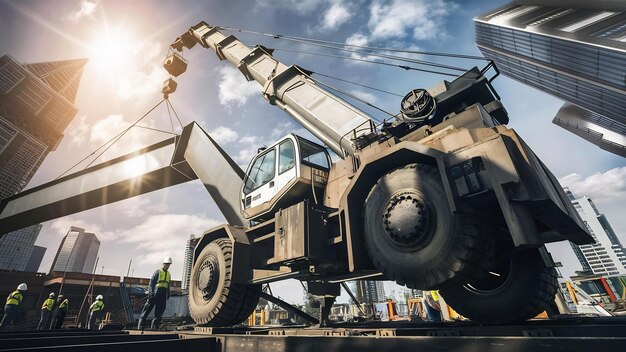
[271,47,459,77]
[55,99,166,179]
[166,99,185,131]
[307,75,395,122]
[219,25,489,61]
[312,72,404,98]
[270,37,468,72]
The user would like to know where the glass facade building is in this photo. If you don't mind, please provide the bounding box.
[24,245,46,272]
[0,224,42,271]
[475,1,626,157]
[354,280,386,305]
[50,226,100,274]
[0,55,86,271]
[564,188,626,276]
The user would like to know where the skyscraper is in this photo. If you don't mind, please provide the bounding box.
[564,188,626,276]
[24,245,46,272]
[51,226,100,274]
[182,234,199,291]
[474,1,626,157]
[0,224,42,271]
[354,280,386,304]
[0,55,87,270]
[0,55,88,200]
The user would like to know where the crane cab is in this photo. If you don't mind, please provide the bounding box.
[241,134,331,223]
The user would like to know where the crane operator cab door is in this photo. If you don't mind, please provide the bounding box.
[241,134,331,223]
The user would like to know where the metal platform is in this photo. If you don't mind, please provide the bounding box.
[2,318,625,351]
[0,329,215,352]
[186,317,626,352]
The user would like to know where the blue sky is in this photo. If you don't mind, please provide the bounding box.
[1,0,625,304]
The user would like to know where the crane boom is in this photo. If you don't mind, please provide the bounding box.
[173,22,376,157]
[0,122,246,234]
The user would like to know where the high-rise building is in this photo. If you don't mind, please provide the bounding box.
[182,234,199,291]
[50,226,100,274]
[0,55,87,270]
[474,1,626,157]
[0,55,88,200]
[564,188,626,276]
[354,280,386,304]
[0,224,42,271]
[24,245,46,272]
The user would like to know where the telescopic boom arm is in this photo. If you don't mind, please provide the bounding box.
[169,22,377,157]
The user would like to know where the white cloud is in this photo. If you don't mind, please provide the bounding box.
[117,214,221,266]
[90,114,129,145]
[346,33,369,47]
[217,67,259,109]
[87,114,155,161]
[559,167,626,203]
[69,115,89,146]
[368,0,454,40]
[322,2,351,30]
[65,0,97,23]
[256,0,325,15]
[50,218,117,242]
[209,126,239,145]
[115,42,168,102]
[122,198,169,218]
[349,90,378,104]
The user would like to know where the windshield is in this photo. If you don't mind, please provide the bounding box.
[243,148,276,194]
[297,137,329,170]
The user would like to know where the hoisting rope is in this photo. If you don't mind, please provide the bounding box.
[227,22,490,123]
[55,98,177,179]
[270,47,460,77]
[219,26,489,62]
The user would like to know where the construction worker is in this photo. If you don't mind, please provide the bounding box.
[0,283,27,330]
[87,295,105,330]
[53,295,69,329]
[138,256,172,330]
[37,292,56,330]
[424,290,442,322]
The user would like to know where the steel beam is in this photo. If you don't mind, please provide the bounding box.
[0,121,246,235]
[259,292,319,324]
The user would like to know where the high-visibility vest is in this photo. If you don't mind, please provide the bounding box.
[430,290,439,301]
[59,299,69,310]
[41,298,55,311]
[91,300,104,312]
[155,269,171,289]
[6,291,22,306]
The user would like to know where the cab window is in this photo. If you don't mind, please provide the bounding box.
[298,137,329,170]
[243,149,276,194]
[278,139,296,174]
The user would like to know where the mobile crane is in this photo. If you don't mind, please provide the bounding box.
[0,22,593,326]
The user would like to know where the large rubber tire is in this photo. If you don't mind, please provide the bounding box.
[363,163,492,289]
[439,249,558,325]
[188,238,261,326]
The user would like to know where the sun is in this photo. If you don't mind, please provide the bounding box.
[88,27,136,74]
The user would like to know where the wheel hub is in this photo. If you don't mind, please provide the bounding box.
[196,255,220,301]
[382,191,431,247]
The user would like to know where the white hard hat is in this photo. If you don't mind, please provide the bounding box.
[163,256,172,264]
[17,283,27,291]
[96,295,103,300]
[49,292,56,298]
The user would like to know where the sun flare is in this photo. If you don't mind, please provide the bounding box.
[88,27,136,74]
